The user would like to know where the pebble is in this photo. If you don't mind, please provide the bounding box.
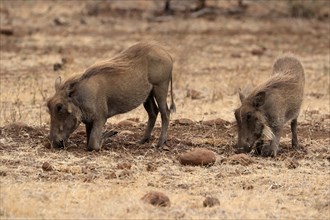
[179,148,217,166]
[203,196,220,207]
[141,191,170,207]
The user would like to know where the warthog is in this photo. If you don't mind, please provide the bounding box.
[234,54,305,157]
[47,42,175,151]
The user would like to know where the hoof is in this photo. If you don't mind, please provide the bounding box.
[261,145,275,157]
[139,137,150,145]
[87,146,101,152]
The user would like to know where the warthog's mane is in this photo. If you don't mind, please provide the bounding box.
[247,54,304,101]
[249,74,297,98]
[82,42,164,80]
[61,42,166,89]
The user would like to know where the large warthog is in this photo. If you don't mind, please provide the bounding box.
[234,54,305,157]
[47,42,175,151]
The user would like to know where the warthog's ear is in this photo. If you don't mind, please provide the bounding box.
[253,91,266,108]
[55,77,61,92]
[65,82,77,98]
[238,88,245,103]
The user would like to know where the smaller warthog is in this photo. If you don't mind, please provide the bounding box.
[234,54,305,157]
[47,42,175,151]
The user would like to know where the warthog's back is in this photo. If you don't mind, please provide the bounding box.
[83,42,172,80]
[77,42,173,115]
[248,54,305,99]
[272,54,305,85]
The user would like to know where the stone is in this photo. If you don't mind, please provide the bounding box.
[146,163,157,172]
[141,191,170,207]
[42,162,53,171]
[286,158,299,169]
[179,148,216,166]
[0,26,13,36]
[186,89,203,100]
[174,118,194,126]
[203,196,220,207]
[117,162,132,170]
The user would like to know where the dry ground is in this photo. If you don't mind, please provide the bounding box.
[0,0,329,219]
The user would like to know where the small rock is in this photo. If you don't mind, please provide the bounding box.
[202,118,229,126]
[0,171,7,176]
[179,148,217,166]
[203,196,220,207]
[147,182,156,187]
[162,145,170,151]
[104,171,117,179]
[177,183,189,189]
[231,52,241,58]
[43,139,52,149]
[286,158,299,169]
[54,17,68,26]
[42,162,53,171]
[118,169,130,178]
[117,162,132,170]
[61,56,74,64]
[270,183,282,190]
[187,89,203,100]
[141,191,171,207]
[251,46,266,56]
[242,184,254,190]
[174,118,194,126]
[215,172,226,178]
[53,63,62,71]
[146,163,157,172]
[83,174,96,182]
[80,18,87,24]
[222,154,254,166]
[0,26,13,36]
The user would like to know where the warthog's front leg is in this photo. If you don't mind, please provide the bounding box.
[86,119,105,151]
[261,129,282,157]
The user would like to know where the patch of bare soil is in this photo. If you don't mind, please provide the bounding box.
[0,117,329,218]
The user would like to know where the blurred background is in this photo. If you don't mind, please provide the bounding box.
[0,0,329,126]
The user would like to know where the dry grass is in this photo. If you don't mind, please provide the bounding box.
[0,0,330,219]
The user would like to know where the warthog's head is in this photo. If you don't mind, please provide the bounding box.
[234,90,274,153]
[47,77,82,148]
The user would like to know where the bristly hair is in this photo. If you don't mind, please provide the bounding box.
[59,42,170,90]
[81,42,167,80]
[272,53,304,77]
[247,73,298,101]
[245,54,304,102]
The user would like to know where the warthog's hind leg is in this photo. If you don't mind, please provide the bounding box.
[140,92,159,144]
[153,85,170,148]
[291,118,299,148]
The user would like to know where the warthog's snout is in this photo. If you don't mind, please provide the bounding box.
[50,137,65,149]
[236,143,252,154]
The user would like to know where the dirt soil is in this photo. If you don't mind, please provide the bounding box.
[0,1,329,219]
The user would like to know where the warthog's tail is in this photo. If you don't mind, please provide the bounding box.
[170,74,176,113]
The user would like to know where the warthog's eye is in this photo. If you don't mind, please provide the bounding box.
[246,112,252,121]
[56,103,63,112]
